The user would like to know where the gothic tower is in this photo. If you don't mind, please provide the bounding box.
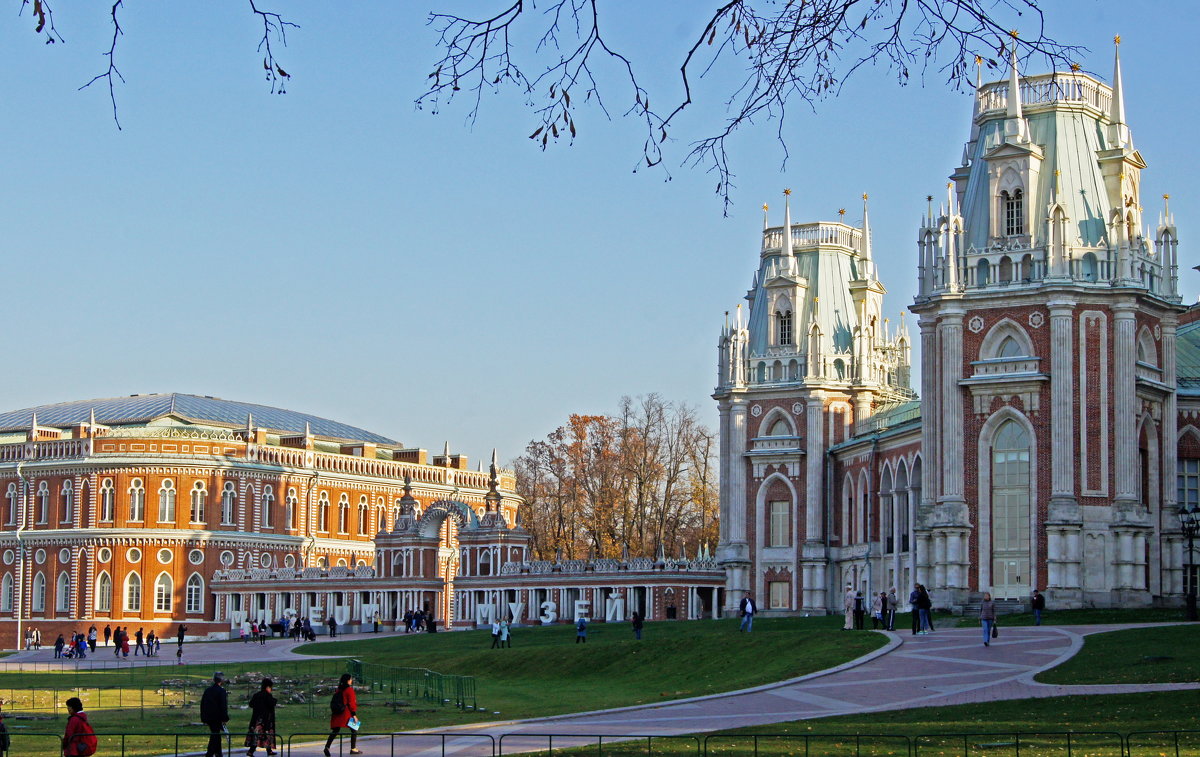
[910,42,1185,608]
[715,193,913,614]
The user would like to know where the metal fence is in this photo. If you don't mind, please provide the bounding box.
[290,730,496,756]
[0,729,265,757]
[498,733,702,755]
[347,658,478,711]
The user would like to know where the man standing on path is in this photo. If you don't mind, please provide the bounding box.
[738,592,756,632]
[103,624,111,648]
[1032,589,1046,625]
[887,588,898,631]
[200,672,229,757]
[909,585,921,635]
[134,628,145,656]
[843,585,856,630]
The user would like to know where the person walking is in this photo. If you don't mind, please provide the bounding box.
[490,619,501,649]
[259,621,268,646]
[0,711,10,756]
[843,584,856,630]
[54,634,65,659]
[87,626,97,654]
[134,628,146,656]
[32,627,42,650]
[176,624,188,652]
[871,592,885,630]
[499,619,511,648]
[916,584,934,634]
[853,591,866,630]
[120,630,130,658]
[327,617,337,638]
[575,616,588,643]
[886,587,899,631]
[909,585,921,635]
[631,611,643,640]
[103,624,111,648]
[245,678,277,757]
[323,673,360,756]
[200,672,230,757]
[61,697,96,757]
[111,627,122,658]
[980,592,997,647]
[1032,589,1046,625]
[738,592,756,632]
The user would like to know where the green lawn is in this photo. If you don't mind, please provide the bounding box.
[1036,624,1200,684]
[954,607,1189,627]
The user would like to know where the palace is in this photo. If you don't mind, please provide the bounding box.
[0,393,723,643]
[715,44,1198,614]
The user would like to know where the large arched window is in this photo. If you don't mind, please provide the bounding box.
[157,479,177,523]
[55,572,70,613]
[154,573,173,613]
[36,481,49,524]
[128,478,145,522]
[61,480,74,524]
[991,419,1031,598]
[375,504,385,534]
[95,572,112,614]
[100,479,115,522]
[190,481,207,523]
[124,573,142,613]
[1,573,13,612]
[261,485,275,528]
[186,573,204,614]
[220,482,237,525]
[31,572,46,613]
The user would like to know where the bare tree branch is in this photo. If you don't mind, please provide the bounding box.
[419,1,1084,213]
[18,0,63,44]
[249,0,298,95]
[78,0,124,130]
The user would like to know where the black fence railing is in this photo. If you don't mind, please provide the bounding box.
[346,658,478,710]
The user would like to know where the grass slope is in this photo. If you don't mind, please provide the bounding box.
[1036,624,1200,684]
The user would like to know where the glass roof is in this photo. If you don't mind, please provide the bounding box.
[0,393,398,445]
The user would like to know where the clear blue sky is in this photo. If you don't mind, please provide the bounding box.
[1,2,1195,466]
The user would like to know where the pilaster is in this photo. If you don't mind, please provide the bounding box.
[1112,303,1139,507]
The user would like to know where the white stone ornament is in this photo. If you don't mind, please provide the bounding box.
[968,315,985,333]
[1028,312,1045,329]
[792,403,804,415]
[750,404,762,417]
[1155,324,1162,340]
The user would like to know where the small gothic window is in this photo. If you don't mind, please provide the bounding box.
[1003,189,1024,236]
[997,336,1023,358]
[777,311,793,345]
[767,418,792,437]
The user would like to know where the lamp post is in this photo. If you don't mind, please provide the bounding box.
[1179,504,1199,622]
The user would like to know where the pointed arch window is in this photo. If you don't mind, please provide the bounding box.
[766,418,792,437]
[1003,189,1024,236]
[36,481,49,524]
[55,572,70,613]
[185,573,204,614]
[157,479,177,523]
[375,504,386,534]
[338,494,350,534]
[776,310,793,346]
[190,481,207,523]
[1,573,13,612]
[261,485,275,528]
[997,336,1024,358]
[220,482,236,525]
[285,488,297,530]
[357,495,369,536]
[61,480,74,524]
[991,419,1031,596]
[124,573,142,613]
[95,572,112,614]
[31,572,46,613]
[318,492,331,532]
[154,573,173,613]
[128,479,145,522]
[5,483,16,526]
[100,479,115,522]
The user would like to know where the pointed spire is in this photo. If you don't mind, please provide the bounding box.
[860,192,873,267]
[304,421,311,439]
[89,407,97,428]
[762,202,769,231]
[945,182,959,291]
[1007,44,1023,120]
[443,440,451,464]
[30,412,38,431]
[781,188,794,268]
[735,303,744,330]
[1109,35,1131,148]
[246,413,254,433]
[491,448,499,470]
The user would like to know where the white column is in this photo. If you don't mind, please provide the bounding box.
[1049,301,1077,502]
[1113,304,1139,504]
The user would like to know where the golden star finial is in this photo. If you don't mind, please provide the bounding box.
[947,182,954,189]
[862,193,869,201]
[1054,169,1061,177]
[838,208,846,216]
[926,195,933,202]
[1008,29,1020,39]
[783,188,792,196]
[763,203,769,212]
[1070,62,1081,72]
[975,55,983,65]
[1164,193,1171,200]
[1114,34,1121,46]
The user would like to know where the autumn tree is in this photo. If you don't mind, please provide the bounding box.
[515,395,717,561]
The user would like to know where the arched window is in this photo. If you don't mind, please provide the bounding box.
[479,550,493,576]
[834,359,846,380]
[154,573,173,613]
[318,492,331,532]
[1081,252,1099,282]
[128,479,145,522]
[261,485,275,528]
[190,481,207,523]
[338,494,350,534]
[36,481,49,524]
[976,258,990,286]
[100,479,115,522]
[357,496,369,536]
[95,572,112,614]
[55,572,70,613]
[220,482,236,525]
[285,488,297,530]
[61,480,74,524]
[1019,253,1033,281]
[185,573,204,614]
[998,256,1014,283]
[991,419,1031,597]
[157,479,177,523]
[997,336,1023,358]
[125,573,142,612]
[31,572,45,613]
[776,310,793,345]
[392,502,402,530]
[1003,189,1024,236]
[5,483,16,526]
[375,505,385,533]
[766,417,792,437]
[1,574,12,612]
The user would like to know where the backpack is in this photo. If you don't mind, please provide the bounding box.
[68,714,98,756]
[331,689,346,715]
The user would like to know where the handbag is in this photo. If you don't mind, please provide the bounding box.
[347,716,361,732]
[991,624,999,638]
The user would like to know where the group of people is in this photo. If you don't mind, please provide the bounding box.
[288,617,321,642]
[240,620,272,645]
[52,630,96,659]
[23,627,42,651]
[106,626,164,657]
[842,587,903,631]
[489,619,512,648]
[401,609,433,633]
[199,671,364,757]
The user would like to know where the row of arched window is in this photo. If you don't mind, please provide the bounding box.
[0,571,205,616]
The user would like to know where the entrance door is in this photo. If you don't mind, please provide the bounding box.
[991,420,1031,600]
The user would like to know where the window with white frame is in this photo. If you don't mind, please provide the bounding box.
[1178,459,1200,510]
[318,492,330,532]
[157,479,177,523]
[285,488,297,530]
[96,572,112,613]
[220,482,236,525]
[776,310,793,345]
[5,484,16,526]
[36,481,49,524]
[154,573,173,613]
[128,479,145,522]
[0,574,12,612]
[61,480,74,524]
[768,580,789,610]
[768,500,790,548]
[375,505,385,533]
[261,485,275,528]
[190,481,207,523]
[357,496,369,536]
[125,573,142,612]
[55,572,70,613]
[338,494,350,534]
[32,572,45,613]
[185,573,204,613]
[1003,189,1024,236]
[100,479,115,522]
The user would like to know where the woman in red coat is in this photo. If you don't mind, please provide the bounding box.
[323,674,360,756]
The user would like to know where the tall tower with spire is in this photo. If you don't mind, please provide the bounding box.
[910,39,1185,608]
[715,190,913,615]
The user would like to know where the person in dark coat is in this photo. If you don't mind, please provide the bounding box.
[631,611,644,640]
[0,711,9,756]
[103,625,111,648]
[54,634,65,659]
[200,671,229,757]
[323,673,360,756]
[245,678,277,756]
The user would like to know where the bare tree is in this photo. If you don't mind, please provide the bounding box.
[418,1,1082,211]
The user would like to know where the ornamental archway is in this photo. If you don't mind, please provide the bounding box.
[415,500,480,626]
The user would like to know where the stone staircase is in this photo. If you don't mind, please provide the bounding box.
[961,596,1027,617]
